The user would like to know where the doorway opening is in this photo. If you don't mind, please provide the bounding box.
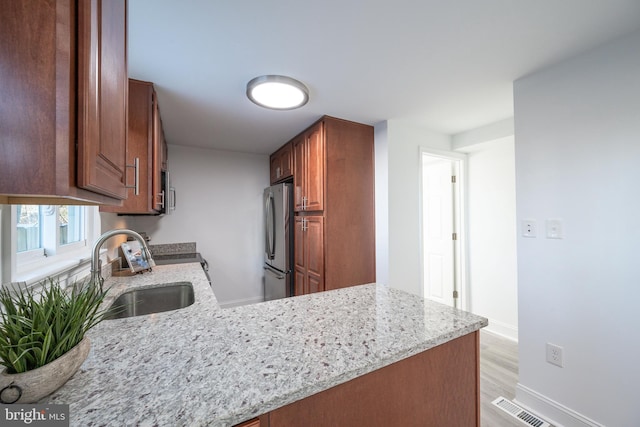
[420,149,466,309]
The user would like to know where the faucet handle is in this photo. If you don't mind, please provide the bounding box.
[147,254,156,269]
[142,246,156,270]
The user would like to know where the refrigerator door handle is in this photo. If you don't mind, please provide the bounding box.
[265,192,276,260]
[264,194,270,257]
[264,264,286,279]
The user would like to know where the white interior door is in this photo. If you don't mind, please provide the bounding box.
[422,154,457,307]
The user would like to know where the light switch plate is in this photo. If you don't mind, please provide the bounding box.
[546,219,563,239]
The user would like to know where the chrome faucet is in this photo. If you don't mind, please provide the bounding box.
[90,229,155,288]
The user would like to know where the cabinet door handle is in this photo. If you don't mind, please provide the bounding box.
[125,157,140,195]
[158,190,165,209]
[302,196,307,210]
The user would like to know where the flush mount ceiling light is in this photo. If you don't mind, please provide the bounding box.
[246,75,309,110]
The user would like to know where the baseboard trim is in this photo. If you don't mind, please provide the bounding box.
[218,296,264,308]
[484,317,518,342]
[515,383,604,427]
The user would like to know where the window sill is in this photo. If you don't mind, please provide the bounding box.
[13,249,105,288]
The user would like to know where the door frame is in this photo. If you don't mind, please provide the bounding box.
[418,147,468,310]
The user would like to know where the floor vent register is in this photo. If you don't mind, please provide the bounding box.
[492,397,552,427]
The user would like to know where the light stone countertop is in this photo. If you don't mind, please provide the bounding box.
[44,263,487,426]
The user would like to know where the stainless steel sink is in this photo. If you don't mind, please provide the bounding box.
[103,282,194,320]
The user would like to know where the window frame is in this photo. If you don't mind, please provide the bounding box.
[9,205,99,285]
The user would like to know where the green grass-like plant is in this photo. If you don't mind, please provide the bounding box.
[0,278,108,374]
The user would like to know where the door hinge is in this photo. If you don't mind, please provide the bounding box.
[453,290,459,299]
[452,232,457,240]
[451,175,457,183]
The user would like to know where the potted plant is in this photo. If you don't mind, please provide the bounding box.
[0,277,107,404]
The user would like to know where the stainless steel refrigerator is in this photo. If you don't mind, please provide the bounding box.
[263,183,293,301]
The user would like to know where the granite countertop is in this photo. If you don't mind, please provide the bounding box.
[45,263,487,426]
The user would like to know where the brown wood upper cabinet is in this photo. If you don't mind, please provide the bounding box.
[101,79,168,214]
[0,0,128,205]
[269,141,293,184]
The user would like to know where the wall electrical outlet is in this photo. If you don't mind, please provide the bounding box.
[546,343,564,367]
[522,219,537,238]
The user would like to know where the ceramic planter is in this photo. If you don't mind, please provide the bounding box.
[0,336,91,404]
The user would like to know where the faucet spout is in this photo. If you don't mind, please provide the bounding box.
[90,229,155,288]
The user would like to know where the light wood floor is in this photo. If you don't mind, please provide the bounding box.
[479,330,520,426]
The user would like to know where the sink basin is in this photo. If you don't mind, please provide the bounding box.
[103,282,194,320]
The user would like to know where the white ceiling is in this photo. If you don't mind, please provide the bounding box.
[128,0,640,155]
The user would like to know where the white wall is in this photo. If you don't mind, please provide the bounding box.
[105,144,269,306]
[452,117,514,150]
[514,31,640,427]
[374,121,389,285]
[383,119,451,296]
[461,137,518,341]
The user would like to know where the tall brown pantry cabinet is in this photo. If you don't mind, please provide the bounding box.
[0,0,128,205]
[286,116,375,295]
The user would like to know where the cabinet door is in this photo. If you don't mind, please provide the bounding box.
[305,216,324,293]
[270,154,281,184]
[270,141,294,184]
[304,124,324,212]
[293,126,324,212]
[279,142,293,179]
[234,416,267,427]
[76,0,128,200]
[293,216,324,295]
[293,217,306,296]
[293,136,306,211]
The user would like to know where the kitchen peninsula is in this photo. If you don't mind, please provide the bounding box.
[45,264,487,426]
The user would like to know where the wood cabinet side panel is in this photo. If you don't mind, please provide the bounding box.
[323,118,376,290]
[0,1,59,196]
[269,332,479,427]
[152,90,163,210]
